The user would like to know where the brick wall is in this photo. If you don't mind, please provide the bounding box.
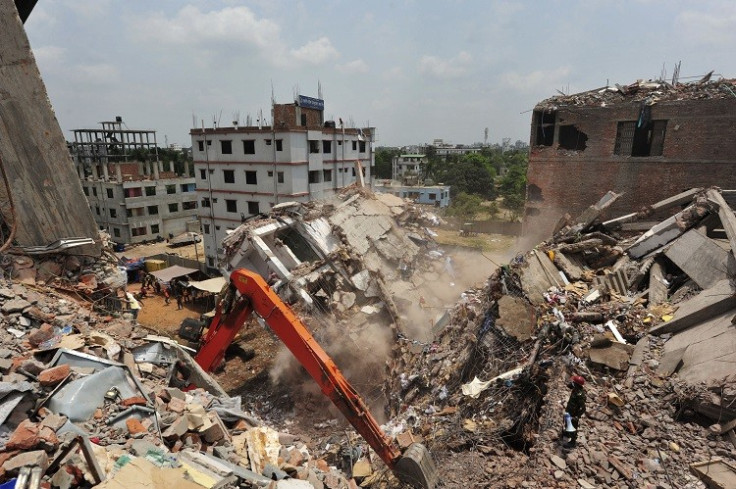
[524,97,736,238]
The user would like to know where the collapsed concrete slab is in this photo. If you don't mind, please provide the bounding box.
[664,229,729,289]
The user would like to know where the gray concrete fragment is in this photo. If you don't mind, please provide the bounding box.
[648,260,668,306]
[496,296,536,341]
[588,343,634,371]
[650,280,736,335]
[664,229,729,289]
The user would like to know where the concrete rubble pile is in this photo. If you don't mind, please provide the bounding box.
[383,187,736,488]
[0,277,369,488]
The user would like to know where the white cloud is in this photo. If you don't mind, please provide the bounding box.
[418,51,472,79]
[290,37,339,65]
[499,67,571,93]
[675,5,736,45]
[72,63,121,85]
[337,59,369,74]
[382,67,405,81]
[64,0,112,19]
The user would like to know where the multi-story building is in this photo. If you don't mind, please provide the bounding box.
[373,181,451,208]
[190,95,375,269]
[524,77,736,238]
[71,118,199,244]
[392,154,427,184]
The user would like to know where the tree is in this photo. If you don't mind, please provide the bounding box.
[447,192,483,221]
[498,162,527,210]
[440,153,496,198]
[374,147,400,179]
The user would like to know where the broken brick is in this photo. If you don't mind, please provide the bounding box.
[120,396,148,407]
[6,419,40,450]
[2,450,48,473]
[167,396,186,413]
[27,323,54,347]
[38,363,70,386]
[126,418,147,435]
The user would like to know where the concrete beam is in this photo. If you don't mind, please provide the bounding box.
[650,279,736,335]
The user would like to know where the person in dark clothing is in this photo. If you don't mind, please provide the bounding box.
[562,375,586,447]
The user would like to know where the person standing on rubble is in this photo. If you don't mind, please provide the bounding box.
[562,375,586,448]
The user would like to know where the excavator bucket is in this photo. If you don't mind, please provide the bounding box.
[393,443,439,489]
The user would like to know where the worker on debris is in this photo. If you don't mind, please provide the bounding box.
[562,375,586,448]
[125,292,142,321]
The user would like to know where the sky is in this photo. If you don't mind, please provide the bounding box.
[23,0,736,148]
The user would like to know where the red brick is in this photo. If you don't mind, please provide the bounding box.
[6,420,40,450]
[38,364,70,387]
[120,396,147,407]
[126,418,147,435]
[27,323,55,347]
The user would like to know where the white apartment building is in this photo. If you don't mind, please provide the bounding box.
[72,119,199,244]
[392,154,427,184]
[191,96,375,269]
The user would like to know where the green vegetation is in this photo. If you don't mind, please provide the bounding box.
[446,192,483,221]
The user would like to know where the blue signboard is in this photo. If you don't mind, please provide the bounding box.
[297,95,324,111]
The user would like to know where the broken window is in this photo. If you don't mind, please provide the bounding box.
[221,140,232,154]
[558,125,588,151]
[110,208,117,218]
[197,140,204,151]
[278,171,284,183]
[309,140,320,154]
[124,187,141,198]
[359,141,366,153]
[308,171,321,184]
[247,201,259,214]
[243,140,255,154]
[166,185,176,194]
[131,226,147,237]
[276,139,283,151]
[151,224,160,234]
[224,170,235,184]
[225,200,237,213]
[245,171,257,184]
[614,120,667,157]
[168,203,178,213]
[145,186,156,196]
[533,110,555,146]
[201,197,210,208]
[183,201,197,210]
[323,140,332,153]
[323,169,332,182]
[527,184,543,202]
[106,188,114,198]
[147,205,158,215]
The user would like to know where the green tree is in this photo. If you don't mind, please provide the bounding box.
[447,192,483,221]
[374,147,400,179]
[440,153,496,198]
[498,162,527,210]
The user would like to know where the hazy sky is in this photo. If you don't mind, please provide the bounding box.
[23,0,736,148]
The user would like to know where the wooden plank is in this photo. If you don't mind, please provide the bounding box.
[0,0,100,250]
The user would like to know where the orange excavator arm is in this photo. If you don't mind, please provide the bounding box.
[194,269,437,489]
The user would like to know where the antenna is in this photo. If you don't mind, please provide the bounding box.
[257,108,263,129]
[232,111,240,127]
[192,113,197,128]
[672,61,681,86]
[318,80,323,100]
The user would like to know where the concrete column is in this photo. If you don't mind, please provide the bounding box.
[101,163,109,181]
[152,161,160,180]
[115,163,122,182]
[184,159,190,177]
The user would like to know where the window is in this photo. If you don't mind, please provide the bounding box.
[110,208,117,218]
[614,119,667,157]
[300,114,307,126]
[309,140,320,154]
[95,206,100,215]
[275,139,283,151]
[243,140,255,154]
[151,224,159,234]
[147,205,159,215]
[83,187,89,196]
[168,203,178,213]
[166,184,176,194]
[558,125,588,151]
[183,201,197,210]
[278,171,284,183]
[92,187,98,197]
[323,169,332,182]
[124,187,142,198]
[203,224,210,234]
[224,169,235,183]
[201,197,210,208]
[322,140,332,153]
[221,140,232,154]
[267,170,273,177]
[113,228,120,238]
[132,226,147,237]
[359,141,366,153]
[265,139,272,146]
[197,140,204,151]
[200,169,207,179]
[533,110,555,146]
[245,171,257,184]
[428,193,436,201]
[247,201,259,215]
[106,188,113,198]
[207,257,214,267]
[308,171,320,184]
[226,199,237,213]
[352,141,357,151]
[352,168,356,177]
[181,183,195,193]
[145,186,156,196]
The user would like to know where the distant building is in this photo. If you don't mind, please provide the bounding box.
[71,118,198,244]
[373,180,451,208]
[430,139,482,159]
[190,95,375,269]
[392,154,427,185]
[524,77,736,237]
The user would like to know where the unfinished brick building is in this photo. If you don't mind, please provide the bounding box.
[523,77,736,238]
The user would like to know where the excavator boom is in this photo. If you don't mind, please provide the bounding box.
[195,269,437,489]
